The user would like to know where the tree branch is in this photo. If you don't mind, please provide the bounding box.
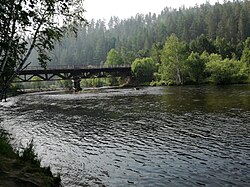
[0,0,23,77]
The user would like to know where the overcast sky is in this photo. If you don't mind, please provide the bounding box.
[84,0,223,21]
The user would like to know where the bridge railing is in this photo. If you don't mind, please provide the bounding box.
[25,64,131,70]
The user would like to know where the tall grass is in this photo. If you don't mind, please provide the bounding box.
[0,130,16,158]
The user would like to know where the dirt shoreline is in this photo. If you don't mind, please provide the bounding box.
[0,130,61,187]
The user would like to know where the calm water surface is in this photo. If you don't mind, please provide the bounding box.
[1,85,250,187]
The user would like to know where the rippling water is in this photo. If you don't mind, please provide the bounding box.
[1,85,250,187]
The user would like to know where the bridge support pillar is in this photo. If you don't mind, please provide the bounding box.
[72,76,82,92]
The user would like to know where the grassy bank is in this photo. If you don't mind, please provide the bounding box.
[0,130,61,187]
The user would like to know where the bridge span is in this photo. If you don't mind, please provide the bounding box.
[15,65,132,91]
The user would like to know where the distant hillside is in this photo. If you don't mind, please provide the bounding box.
[29,0,250,66]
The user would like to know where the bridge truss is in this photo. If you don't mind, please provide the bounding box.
[15,65,132,91]
[15,65,132,83]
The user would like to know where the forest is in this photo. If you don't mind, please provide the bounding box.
[27,0,250,86]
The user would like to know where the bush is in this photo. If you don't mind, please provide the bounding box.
[185,52,208,84]
[0,131,16,158]
[206,55,249,84]
[20,142,41,167]
[132,57,157,83]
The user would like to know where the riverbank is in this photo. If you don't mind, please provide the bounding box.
[0,130,61,187]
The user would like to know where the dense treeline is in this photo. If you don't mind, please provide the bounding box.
[151,33,249,85]
[27,0,250,86]
[31,0,250,66]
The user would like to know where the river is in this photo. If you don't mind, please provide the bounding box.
[1,85,250,187]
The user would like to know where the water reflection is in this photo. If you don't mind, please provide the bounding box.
[159,85,250,113]
[0,85,250,186]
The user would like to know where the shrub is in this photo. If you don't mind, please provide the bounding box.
[206,55,249,84]
[0,131,16,158]
[132,57,157,83]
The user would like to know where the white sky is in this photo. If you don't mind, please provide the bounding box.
[84,0,223,21]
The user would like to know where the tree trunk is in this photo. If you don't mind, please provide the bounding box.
[176,66,182,85]
[0,88,7,102]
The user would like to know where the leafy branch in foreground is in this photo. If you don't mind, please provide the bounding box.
[0,0,87,101]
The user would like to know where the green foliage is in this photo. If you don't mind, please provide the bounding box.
[244,37,250,49]
[31,77,43,90]
[132,57,157,83]
[16,81,60,90]
[137,49,150,59]
[58,80,72,90]
[120,47,137,65]
[241,48,250,65]
[150,43,163,65]
[105,49,123,66]
[241,37,250,65]
[0,0,86,99]
[1,1,250,89]
[81,78,109,87]
[206,55,249,84]
[24,0,250,68]
[189,34,216,54]
[20,142,40,167]
[214,37,236,59]
[185,52,208,83]
[160,34,188,85]
[0,131,16,158]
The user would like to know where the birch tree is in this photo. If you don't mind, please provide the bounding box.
[160,34,188,85]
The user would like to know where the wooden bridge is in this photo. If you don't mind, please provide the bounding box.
[15,65,132,91]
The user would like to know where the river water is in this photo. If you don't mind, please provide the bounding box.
[1,85,250,187]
